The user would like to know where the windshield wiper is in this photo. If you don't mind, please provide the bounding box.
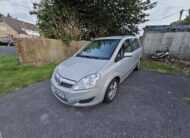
[76,55,108,60]
[76,55,92,58]
[92,57,109,60]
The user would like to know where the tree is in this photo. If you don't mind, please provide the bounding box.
[77,0,157,38]
[31,0,157,41]
[30,0,82,44]
[171,15,190,25]
[7,13,11,17]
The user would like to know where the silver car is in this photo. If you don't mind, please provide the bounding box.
[51,36,142,106]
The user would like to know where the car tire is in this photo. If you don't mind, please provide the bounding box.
[104,78,119,103]
[135,60,140,71]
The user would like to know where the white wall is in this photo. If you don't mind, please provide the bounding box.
[22,28,40,37]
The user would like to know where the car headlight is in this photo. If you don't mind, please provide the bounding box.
[73,73,100,91]
[54,73,61,84]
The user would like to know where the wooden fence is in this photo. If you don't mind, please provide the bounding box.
[15,38,89,65]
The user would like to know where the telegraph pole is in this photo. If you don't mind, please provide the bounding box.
[179,9,184,21]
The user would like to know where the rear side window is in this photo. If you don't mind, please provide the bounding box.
[131,38,140,50]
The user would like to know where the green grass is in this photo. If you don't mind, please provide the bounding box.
[0,54,57,95]
[141,60,190,76]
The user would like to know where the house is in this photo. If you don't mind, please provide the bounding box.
[0,17,40,40]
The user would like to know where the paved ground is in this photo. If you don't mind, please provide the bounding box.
[0,70,190,138]
[0,46,16,55]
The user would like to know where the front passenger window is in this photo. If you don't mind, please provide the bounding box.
[131,39,140,50]
[115,39,133,62]
[115,49,123,62]
[123,39,133,53]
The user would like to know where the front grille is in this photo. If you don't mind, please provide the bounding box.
[60,81,73,88]
[55,73,75,88]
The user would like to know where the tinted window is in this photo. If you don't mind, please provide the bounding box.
[77,39,120,60]
[123,39,133,52]
[131,39,140,50]
[115,39,133,62]
[115,49,123,62]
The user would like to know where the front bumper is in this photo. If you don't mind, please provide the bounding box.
[50,76,106,107]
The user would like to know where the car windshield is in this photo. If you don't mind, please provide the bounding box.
[76,39,120,60]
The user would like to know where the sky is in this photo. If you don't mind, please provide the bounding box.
[142,0,190,25]
[0,0,39,24]
[0,0,190,33]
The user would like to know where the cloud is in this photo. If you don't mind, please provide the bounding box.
[138,0,190,35]
[145,0,190,25]
[0,0,39,24]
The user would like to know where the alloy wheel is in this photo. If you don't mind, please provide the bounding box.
[108,81,118,100]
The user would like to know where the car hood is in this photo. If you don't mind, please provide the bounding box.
[57,56,108,81]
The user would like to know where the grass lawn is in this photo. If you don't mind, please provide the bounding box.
[141,60,190,76]
[0,54,57,95]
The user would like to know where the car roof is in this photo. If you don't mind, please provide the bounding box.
[94,35,136,40]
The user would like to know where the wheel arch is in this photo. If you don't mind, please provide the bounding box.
[102,72,121,89]
[115,76,120,83]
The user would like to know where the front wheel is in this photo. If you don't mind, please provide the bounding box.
[104,78,119,103]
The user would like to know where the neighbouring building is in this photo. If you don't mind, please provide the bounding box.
[142,25,190,60]
[0,17,40,40]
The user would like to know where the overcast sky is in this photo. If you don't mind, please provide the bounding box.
[143,0,190,25]
[0,0,190,32]
[0,0,38,24]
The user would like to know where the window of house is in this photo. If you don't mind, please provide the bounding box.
[0,26,7,31]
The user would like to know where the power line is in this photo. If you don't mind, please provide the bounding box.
[138,9,190,33]
[158,10,180,21]
[149,9,190,23]
[161,9,190,21]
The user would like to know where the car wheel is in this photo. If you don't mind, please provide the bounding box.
[135,60,140,71]
[104,78,119,103]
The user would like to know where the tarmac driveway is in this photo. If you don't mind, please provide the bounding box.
[0,46,16,55]
[0,70,190,138]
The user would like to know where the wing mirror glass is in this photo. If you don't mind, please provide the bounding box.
[124,52,133,57]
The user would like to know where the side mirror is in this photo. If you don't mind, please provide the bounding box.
[124,52,133,57]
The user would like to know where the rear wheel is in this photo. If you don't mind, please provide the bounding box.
[135,60,141,71]
[104,78,119,103]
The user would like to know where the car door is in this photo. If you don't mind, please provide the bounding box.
[115,39,134,80]
[131,38,142,68]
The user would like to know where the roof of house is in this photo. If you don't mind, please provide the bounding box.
[0,17,39,34]
[144,25,190,32]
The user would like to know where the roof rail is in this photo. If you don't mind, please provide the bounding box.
[121,35,135,39]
